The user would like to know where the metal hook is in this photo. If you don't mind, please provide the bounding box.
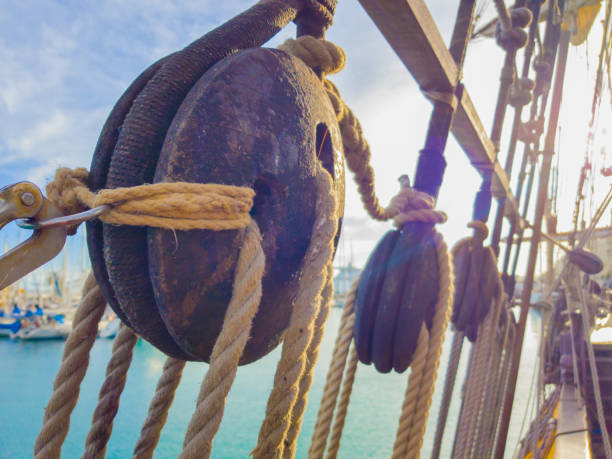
[0,182,67,290]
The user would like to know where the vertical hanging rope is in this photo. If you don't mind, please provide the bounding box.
[253,170,337,459]
[491,317,516,457]
[133,357,186,459]
[325,344,359,459]
[283,264,335,459]
[83,323,139,459]
[308,280,358,458]
[180,221,265,459]
[453,283,503,458]
[34,273,106,459]
[430,331,464,459]
[391,325,430,459]
[473,306,506,457]
[479,311,511,457]
[392,233,454,459]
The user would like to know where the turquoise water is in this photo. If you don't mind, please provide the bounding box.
[0,308,541,458]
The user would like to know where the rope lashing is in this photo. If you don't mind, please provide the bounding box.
[495,6,533,52]
[47,168,254,231]
[509,77,535,108]
[386,178,448,226]
[40,167,265,459]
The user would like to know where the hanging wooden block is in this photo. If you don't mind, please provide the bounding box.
[89,47,345,363]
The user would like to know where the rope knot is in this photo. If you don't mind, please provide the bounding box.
[467,221,489,242]
[495,8,532,52]
[46,167,91,216]
[509,78,534,108]
[386,176,447,227]
[279,36,346,76]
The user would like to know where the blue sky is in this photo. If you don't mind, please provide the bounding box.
[0,1,609,271]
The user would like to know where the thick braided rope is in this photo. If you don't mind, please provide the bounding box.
[279,37,388,221]
[47,167,254,230]
[278,36,345,76]
[253,170,337,459]
[83,323,139,459]
[326,343,359,459]
[133,357,187,459]
[390,324,430,459]
[430,330,464,459]
[308,280,358,458]
[393,233,453,459]
[34,273,106,458]
[180,221,265,459]
[283,264,335,459]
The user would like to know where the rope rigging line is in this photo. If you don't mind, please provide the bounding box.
[34,273,107,459]
[83,323,139,459]
[133,357,186,459]
[253,170,337,459]
[181,221,265,459]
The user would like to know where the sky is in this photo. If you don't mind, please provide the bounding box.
[1,0,611,278]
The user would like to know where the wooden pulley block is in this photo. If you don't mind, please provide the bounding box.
[88,47,345,363]
[354,222,439,374]
[450,238,500,342]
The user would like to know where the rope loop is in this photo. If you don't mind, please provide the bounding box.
[47,167,255,231]
[386,177,447,228]
[278,36,345,75]
[467,220,489,242]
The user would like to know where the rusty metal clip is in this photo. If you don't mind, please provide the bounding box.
[0,182,67,290]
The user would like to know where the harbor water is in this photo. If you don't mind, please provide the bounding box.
[0,308,541,458]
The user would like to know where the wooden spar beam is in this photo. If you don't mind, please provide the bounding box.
[357,0,519,223]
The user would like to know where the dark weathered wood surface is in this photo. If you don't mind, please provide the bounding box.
[150,48,345,363]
